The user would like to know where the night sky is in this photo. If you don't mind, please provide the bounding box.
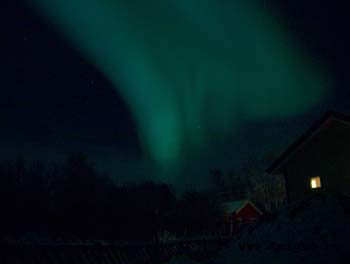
[1,0,349,189]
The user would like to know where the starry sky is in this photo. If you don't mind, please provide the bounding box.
[1,0,349,189]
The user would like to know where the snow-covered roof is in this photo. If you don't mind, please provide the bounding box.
[223,199,262,214]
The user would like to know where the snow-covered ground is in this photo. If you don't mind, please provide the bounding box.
[6,195,350,264]
[211,195,350,264]
[165,255,201,264]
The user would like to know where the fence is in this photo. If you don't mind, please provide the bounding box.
[0,237,232,264]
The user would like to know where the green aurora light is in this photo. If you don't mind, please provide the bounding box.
[28,0,330,180]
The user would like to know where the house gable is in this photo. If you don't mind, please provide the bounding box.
[224,200,262,216]
[235,203,261,220]
[266,111,350,175]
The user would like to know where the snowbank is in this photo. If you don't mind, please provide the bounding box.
[211,195,350,264]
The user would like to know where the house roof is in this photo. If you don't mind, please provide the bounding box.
[266,110,350,174]
[223,199,262,215]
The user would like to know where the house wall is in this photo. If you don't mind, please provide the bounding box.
[283,119,350,203]
[235,203,261,220]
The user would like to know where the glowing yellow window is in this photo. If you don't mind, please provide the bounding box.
[310,177,321,189]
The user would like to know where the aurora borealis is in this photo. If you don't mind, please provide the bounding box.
[4,0,334,185]
[28,0,329,171]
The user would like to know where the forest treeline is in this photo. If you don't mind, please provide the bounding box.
[0,154,284,241]
[209,155,286,213]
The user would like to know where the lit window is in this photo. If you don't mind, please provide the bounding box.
[310,177,321,189]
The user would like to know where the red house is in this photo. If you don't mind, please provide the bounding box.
[223,200,262,234]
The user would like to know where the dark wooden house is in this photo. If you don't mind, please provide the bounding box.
[266,111,350,203]
[223,200,262,234]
